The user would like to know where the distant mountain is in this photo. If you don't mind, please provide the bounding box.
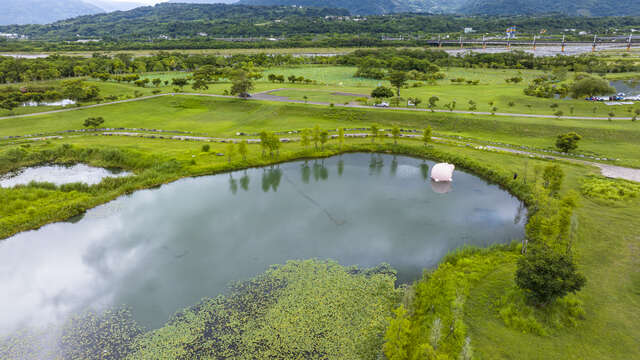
[168,0,239,4]
[238,0,640,16]
[0,3,350,39]
[0,0,103,25]
[237,0,466,15]
[87,0,146,12]
[464,0,640,16]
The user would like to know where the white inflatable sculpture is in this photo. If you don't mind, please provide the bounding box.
[430,163,455,182]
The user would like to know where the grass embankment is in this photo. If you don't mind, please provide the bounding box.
[2,95,640,167]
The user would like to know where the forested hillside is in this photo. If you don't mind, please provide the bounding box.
[238,0,467,15]
[465,0,640,16]
[239,0,640,16]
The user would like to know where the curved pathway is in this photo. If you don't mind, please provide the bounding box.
[0,91,636,121]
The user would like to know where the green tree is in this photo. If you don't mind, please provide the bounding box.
[428,96,439,112]
[0,98,18,112]
[371,86,394,99]
[370,124,379,143]
[229,69,254,99]
[555,132,582,153]
[383,306,413,360]
[301,128,311,149]
[312,125,321,150]
[515,245,586,305]
[468,99,477,111]
[83,117,105,128]
[319,130,329,150]
[192,78,209,91]
[542,165,564,196]
[388,71,408,96]
[238,140,248,161]
[391,125,401,145]
[337,128,345,149]
[171,78,189,89]
[226,142,235,163]
[259,131,269,157]
[422,126,432,146]
[152,78,162,87]
[569,75,615,98]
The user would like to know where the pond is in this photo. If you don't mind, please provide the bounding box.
[0,153,526,334]
[610,79,640,96]
[0,164,131,188]
[21,99,76,107]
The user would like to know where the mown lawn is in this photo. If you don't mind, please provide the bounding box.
[2,94,640,167]
[443,147,640,360]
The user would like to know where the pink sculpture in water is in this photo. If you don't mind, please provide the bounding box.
[430,163,455,182]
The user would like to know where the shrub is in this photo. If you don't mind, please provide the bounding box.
[201,144,210,152]
[515,245,586,305]
[555,132,581,153]
[581,176,640,202]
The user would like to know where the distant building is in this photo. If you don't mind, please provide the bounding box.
[464,27,475,34]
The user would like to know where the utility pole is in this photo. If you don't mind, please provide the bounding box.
[482,34,486,49]
[532,35,537,51]
[628,33,633,52]
[561,34,565,53]
[438,34,442,48]
[459,35,463,49]
[592,34,597,52]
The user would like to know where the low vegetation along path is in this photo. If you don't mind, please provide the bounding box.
[1,91,639,122]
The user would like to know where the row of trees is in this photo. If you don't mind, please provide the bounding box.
[0,79,100,112]
[516,164,586,305]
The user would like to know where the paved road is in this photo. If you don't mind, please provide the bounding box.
[483,145,640,182]
[0,91,636,122]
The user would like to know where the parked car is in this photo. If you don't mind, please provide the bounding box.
[375,102,389,107]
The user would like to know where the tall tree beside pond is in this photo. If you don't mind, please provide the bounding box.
[515,245,586,306]
[391,126,401,145]
[259,131,268,157]
[319,130,329,150]
[238,140,248,161]
[226,142,235,163]
[312,125,321,150]
[422,126,432,146]
[370,125,379,143]
[542,165,564,196]
[301,128,311,149]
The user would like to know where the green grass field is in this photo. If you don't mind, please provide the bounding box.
[3,94,640,167]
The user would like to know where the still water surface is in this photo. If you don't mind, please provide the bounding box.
[0,154,526,333]
[0,164,130,187]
